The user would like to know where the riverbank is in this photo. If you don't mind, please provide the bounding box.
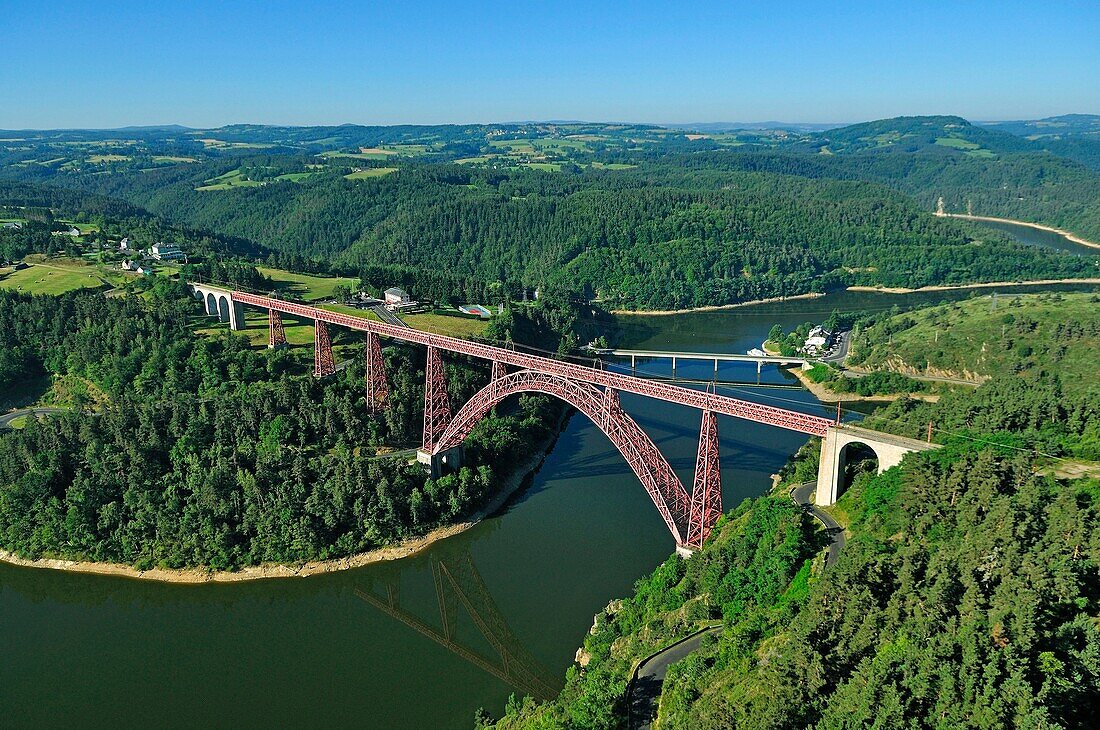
[784,365,940,404]
[936,212,1100,251]
[612,291,823,316]
[847,278,1100,295]
[0,411,572,584]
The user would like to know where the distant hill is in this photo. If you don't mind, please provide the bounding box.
[981,114,1100,139]
[814,115,1032,156]
[108,124,194,133]
[667,121,843,133]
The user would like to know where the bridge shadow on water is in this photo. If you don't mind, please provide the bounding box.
[355,544,563,701]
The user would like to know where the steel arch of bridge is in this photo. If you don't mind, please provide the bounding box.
[433,369,692,545]
[207,288,838,549]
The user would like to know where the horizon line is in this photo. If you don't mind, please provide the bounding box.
[2,112,1097,133]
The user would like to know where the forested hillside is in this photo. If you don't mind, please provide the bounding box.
[5,116,1100,311]
[490,375,1100,728]
[848,291,1100,394]
[662,146,1100,243]
[12,160,1093,310]
[0,285,564,570]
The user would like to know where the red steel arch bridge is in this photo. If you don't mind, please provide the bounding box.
[200,287,836,552]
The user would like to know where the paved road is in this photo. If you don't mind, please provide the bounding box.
[0,407,68,429]
[370,305,410,328]
[790,480,845,567]
[820,330,850,364]
[628,625,722,730]
[625,482,848,728]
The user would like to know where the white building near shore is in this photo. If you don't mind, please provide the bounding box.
[150,243,185,261]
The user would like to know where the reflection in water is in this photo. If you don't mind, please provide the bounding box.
[357,548,561,701]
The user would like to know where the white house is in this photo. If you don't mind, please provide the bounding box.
[119,237,130,251]
[384,287,410,305]
[150,243,185,261]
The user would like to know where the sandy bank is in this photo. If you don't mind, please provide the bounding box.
[784,365,940,405]
[936,212,1100,251]
[846,278,1100,295]
[0,412,570,584]
[612,292,823,316]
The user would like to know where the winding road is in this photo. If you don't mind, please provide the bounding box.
[789,480,845,568]
[628,625,722,730]
[627,480,846,729]
[0,407,68,429]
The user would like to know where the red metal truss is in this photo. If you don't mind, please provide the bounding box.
[491,360,508,382]
[433,370,690,544]
[685,410,722,550]
[423,346,452,450]
[268,308,287,349]
[231,291,833,437]
[365,331,389,411]
[314,319,335,377]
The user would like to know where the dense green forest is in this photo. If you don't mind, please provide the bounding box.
[4,116,1100,311]
[0,285,567,569]
[489,374,1100,728]
[11,163,1094,311]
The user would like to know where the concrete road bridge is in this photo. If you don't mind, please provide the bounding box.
[191,284,935,552]
[609,348,811,376]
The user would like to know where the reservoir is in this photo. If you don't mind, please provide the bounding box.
[970,218,1100,256]
[2,284,1097,727]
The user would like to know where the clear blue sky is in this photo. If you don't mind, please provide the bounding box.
[2,0,1098,128]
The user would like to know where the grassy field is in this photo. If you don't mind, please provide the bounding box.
[256,266,359,300]
[0,260,106,295]
[195,168,266,191]
[934,135,995,157]
[194,138,275,150]
[152,155,198,163]
[275,171,321,182]
[850,291,1100,393]
[195,309,326,348]
[319,148,425,161]
[344,167,398,180]
[401,312,489,338]
[588,162,637,170]
[317,302,489,337]
[58,220,100,234]
[87,154,130,163]
[319,151,376,160]
[318,303,381,320]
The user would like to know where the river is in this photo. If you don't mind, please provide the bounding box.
[2,283,1098,727]
[970,217,1100,256]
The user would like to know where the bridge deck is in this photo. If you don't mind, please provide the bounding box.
[610,349,809,365]
[835,423,938,451]
[230,290,835,437]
